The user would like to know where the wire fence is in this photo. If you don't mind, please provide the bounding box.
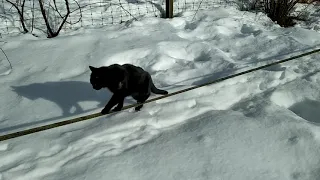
[0,0,236,36]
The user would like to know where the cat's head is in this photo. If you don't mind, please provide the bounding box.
[89,66,104,90]
[89,65,126,91]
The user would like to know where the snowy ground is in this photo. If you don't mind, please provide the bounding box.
[1,5,320,180]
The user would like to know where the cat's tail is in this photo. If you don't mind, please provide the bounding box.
[151,82,168,95]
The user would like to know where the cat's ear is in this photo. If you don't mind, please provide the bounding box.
[89,66,96,72]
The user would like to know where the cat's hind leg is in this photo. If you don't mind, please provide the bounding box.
[134,95,149,111]
[133,74,153,111]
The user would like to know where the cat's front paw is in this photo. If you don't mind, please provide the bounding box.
[101,108,110,115]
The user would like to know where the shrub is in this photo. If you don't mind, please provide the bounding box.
[264,0,299,27]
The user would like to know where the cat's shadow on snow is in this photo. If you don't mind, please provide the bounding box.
[11,81,113,115]
[5,81,134,133]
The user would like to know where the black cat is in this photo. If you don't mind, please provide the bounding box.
[89,64,168,114]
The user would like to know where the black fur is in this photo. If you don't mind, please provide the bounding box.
[89,64,168,114]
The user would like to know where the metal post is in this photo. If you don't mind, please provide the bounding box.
[166,0,173,18]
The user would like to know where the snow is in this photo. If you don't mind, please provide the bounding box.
[1,4,320,180]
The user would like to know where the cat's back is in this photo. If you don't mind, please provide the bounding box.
[122,64,147,76]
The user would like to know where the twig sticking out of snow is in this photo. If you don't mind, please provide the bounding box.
[0,48,11,70]
[0,44,12,76]
[192,0,204,21]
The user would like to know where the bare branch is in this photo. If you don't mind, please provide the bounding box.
[38,0,55,36]
[52,0,82,25]
[54,0,70,36]
[31,0,35,32]
[5,0,28,33]
[38,0,70,37]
